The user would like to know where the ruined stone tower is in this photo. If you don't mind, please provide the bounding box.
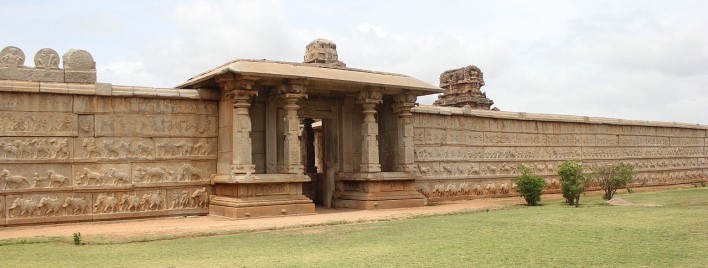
[303,39,346,67]
[434,65,494,109]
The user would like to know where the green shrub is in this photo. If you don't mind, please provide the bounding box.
[514,164,547,206]
[73,232,82,245]
[594,162,635,200]
[557,160,590,207]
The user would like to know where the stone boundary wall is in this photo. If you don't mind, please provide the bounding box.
[412,105,708,201]
[0,80,220,226]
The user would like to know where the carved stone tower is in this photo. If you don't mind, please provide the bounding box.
[433,65,493,109]
[303,39,346,67]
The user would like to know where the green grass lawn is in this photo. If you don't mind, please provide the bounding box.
[1,188,707,267]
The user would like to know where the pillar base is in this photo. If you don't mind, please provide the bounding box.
[334,171,427,209]
[209,173,315,219]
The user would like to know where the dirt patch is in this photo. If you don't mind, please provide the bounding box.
[605,198,661,207]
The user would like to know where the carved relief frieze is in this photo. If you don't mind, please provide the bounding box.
[619,135,670,147]
[94,114,217,137]
[154,138,216,159]
[6,192,92,219]
[132,161,213,184]
[78,115,94,136]
[72,164,131,187]
[112,98,218,115]
[0,164,71,190]
[0,92,73,112]
[669,137,705,147]
[0,111,77,136]
[75,137,154,161]
[0,137,71,161]
[167,187,209,210]
[416,180,514,199]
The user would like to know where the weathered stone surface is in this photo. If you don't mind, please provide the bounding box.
[0,112,77,136]
[34,48,60,69]
[94,114,218,137]
[0,163,72,191]
[72,163,132,188]
[0,46,25,67]
[434,65,494,109]
[0,92,73,112]
[303,39,346,67]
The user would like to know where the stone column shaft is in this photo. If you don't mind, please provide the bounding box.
[358,88,383,173]
[231,94,256,174]
[393,94,417,173]
[282,93,306,174]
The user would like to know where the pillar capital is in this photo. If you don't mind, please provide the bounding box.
[357,87,383,105]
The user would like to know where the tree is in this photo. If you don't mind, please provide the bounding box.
[557,160,589,207]
[514,164,547,206]
[595,162,635,200]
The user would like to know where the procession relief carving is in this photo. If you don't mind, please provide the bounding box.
[111,97,218,115]
[416,180,515,199]
[77,138,155,161]
[7,193,92,218]
[73,164,131,187]
[0,93,73,112]
[0,138,71,160]
[155,138,216,159]
[167,187,209,210]
[95,114,217,137]
[78,115,94,136]
[0,165,72,190]
[132,162,213,184]
[0,112,77,136]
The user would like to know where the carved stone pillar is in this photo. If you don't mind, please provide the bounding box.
[357,88,383,173]
[392,93,417,173]
[217,74,258,175]
[279,80,307,175]
[302,118,317,173]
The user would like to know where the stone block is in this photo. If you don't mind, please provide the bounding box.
[178,89,200,99]
[66,83,96,95]
[11,80,39,92]
[95,83,112,95]
[111,85,134,96]
[0,80,11,91]
[156,88,180,98]
[39,82,69,94]
[0,112,77,136]
[64,70,97,83]
[0,92,73,112]
[133,86,157,97]
[27,68,65,83]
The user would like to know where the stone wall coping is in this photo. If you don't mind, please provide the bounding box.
[0,79,220,100]
[413,105,708,130]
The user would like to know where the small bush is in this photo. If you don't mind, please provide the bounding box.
[514,164,547,206]
[73,232,82,245]
[595,162,635,200]
[557,160,590,207]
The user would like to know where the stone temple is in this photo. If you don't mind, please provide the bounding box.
[0,40,705,225]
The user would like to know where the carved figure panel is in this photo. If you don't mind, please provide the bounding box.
[78,115,94,136]
[0,92,73,112]
[132,161,213,184]
[34,48,60,68]
[0,164,71,190]
[0,111,77,136]
[75,137,154,161]
[166,187,209,210]
[72,164,131,187]
[111,97,218,115]
[6,192,92,218]
[0,46,25,67]
[154,138,216,159]
[94,114,217,137]
[0,138,71,161]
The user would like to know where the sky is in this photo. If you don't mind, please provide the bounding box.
[3,0,707,124]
